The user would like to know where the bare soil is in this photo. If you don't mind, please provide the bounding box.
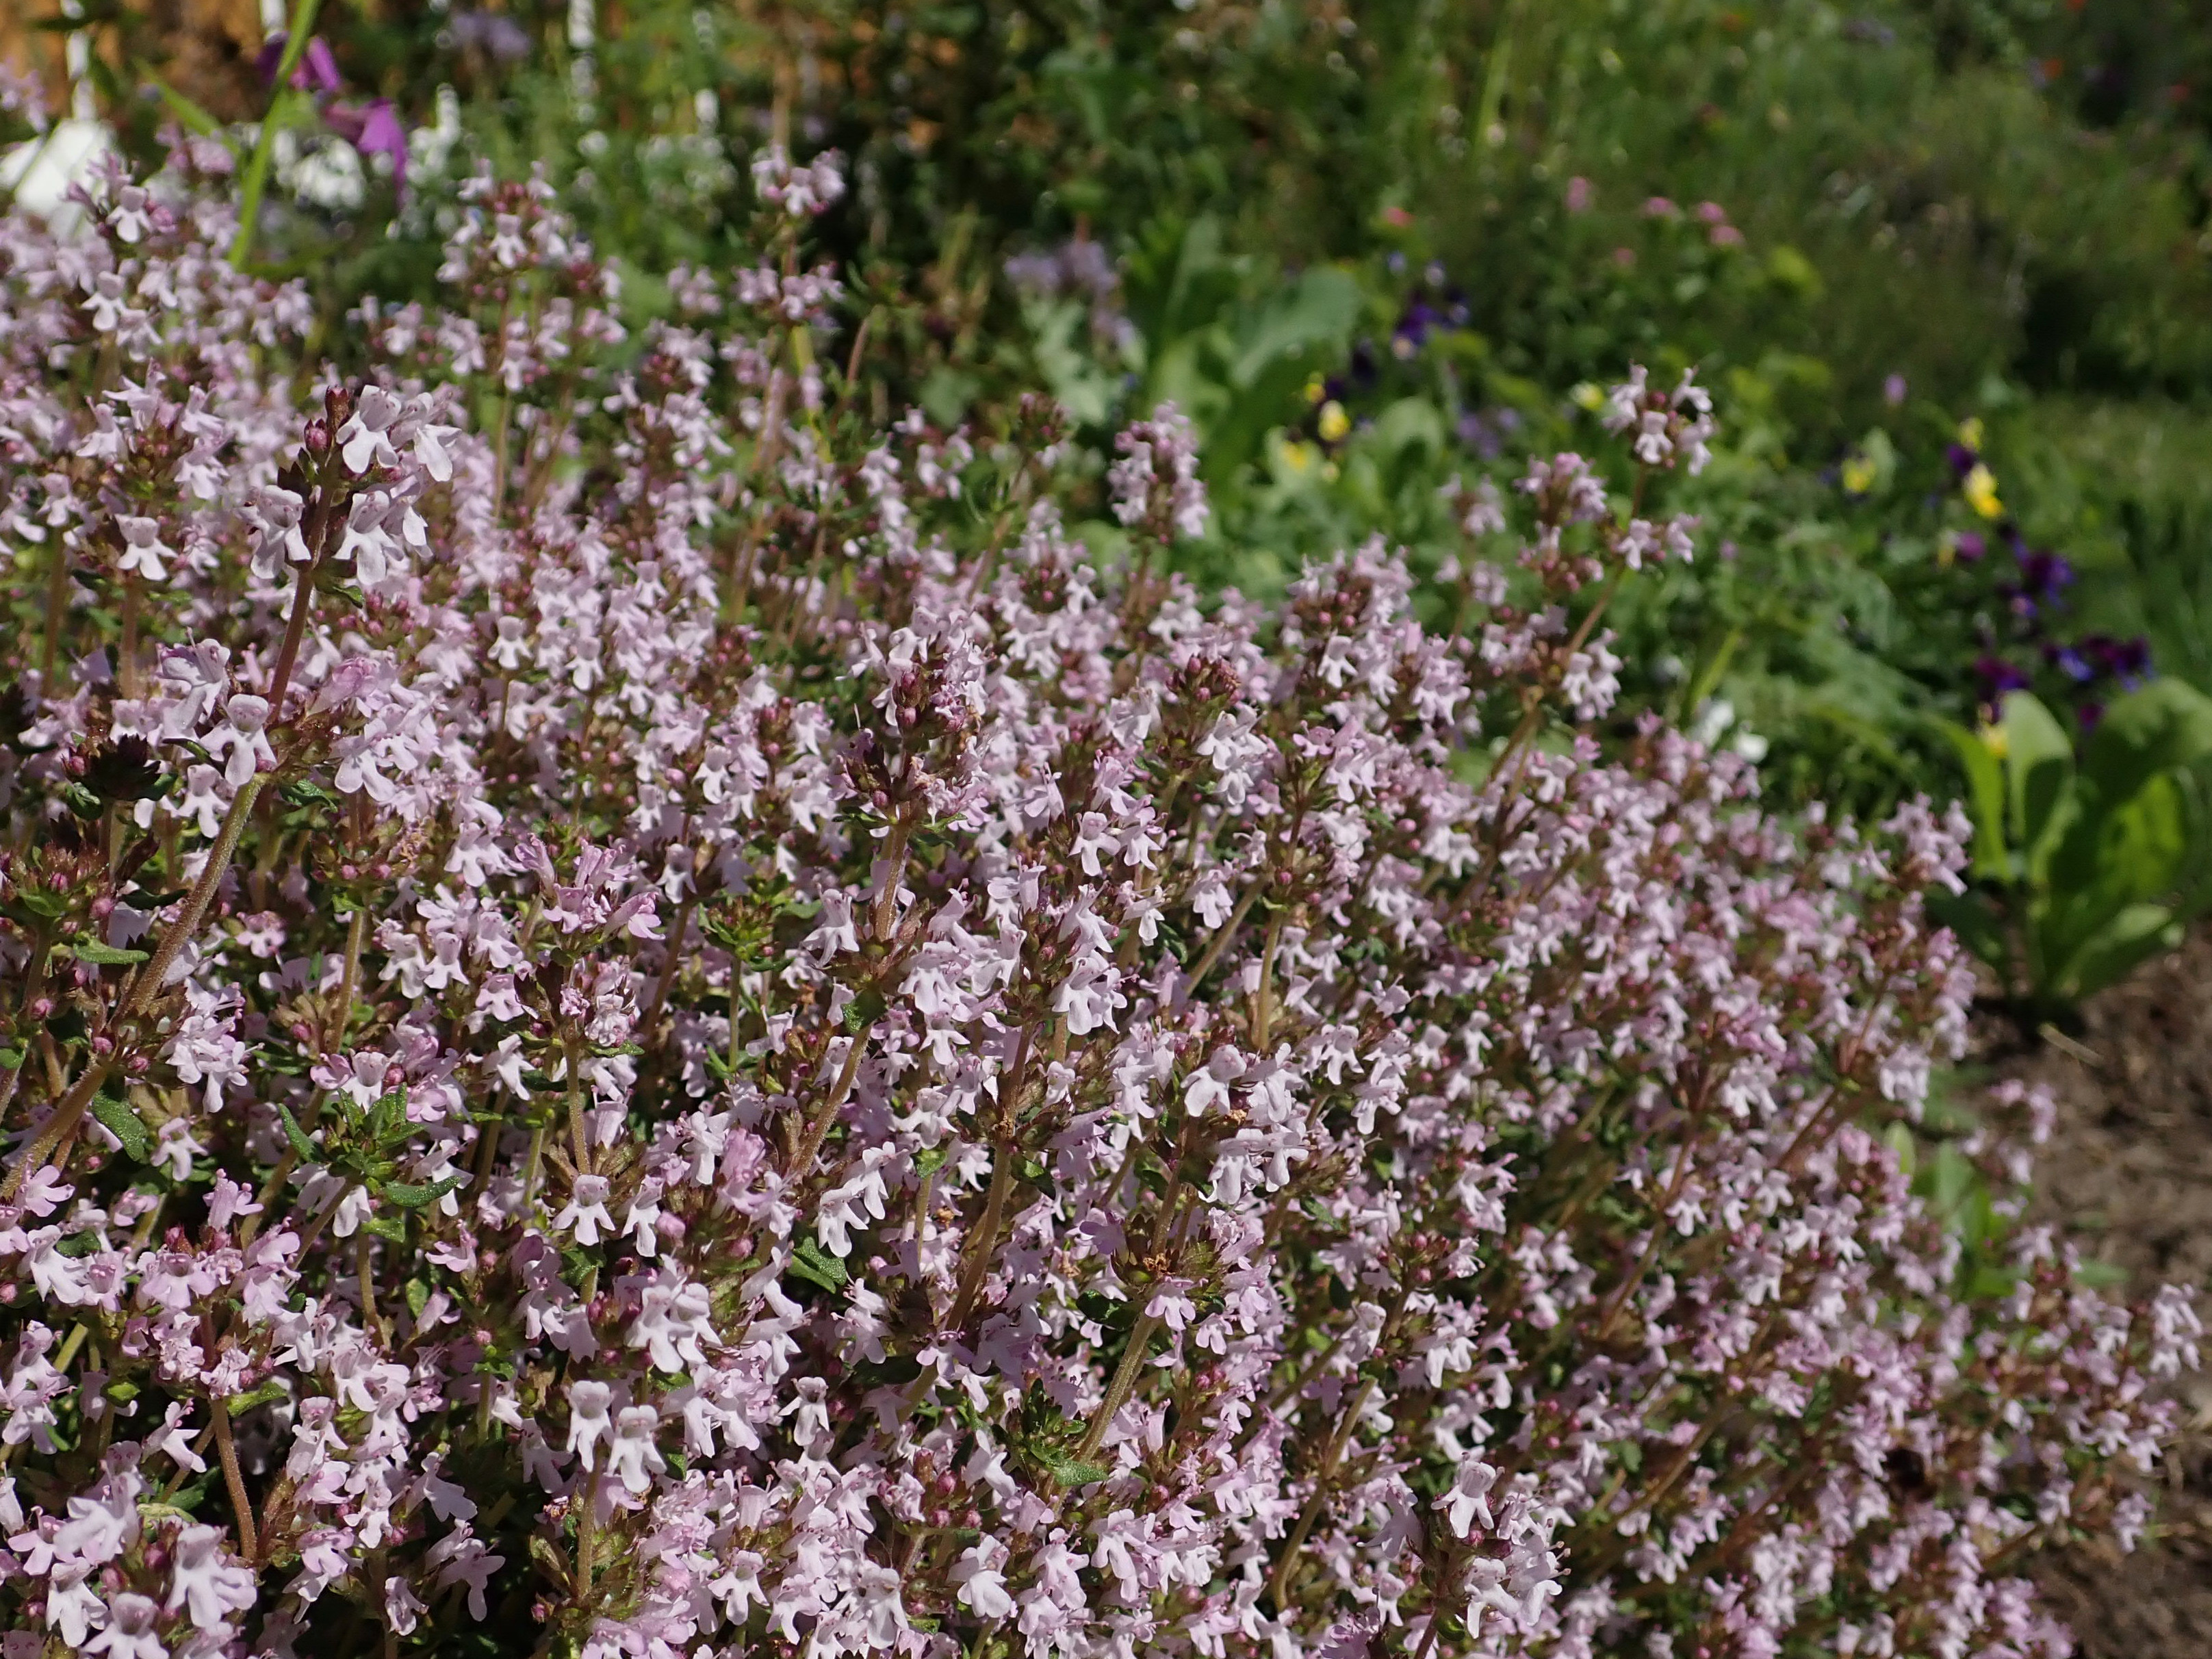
[1997,926,2212,1656]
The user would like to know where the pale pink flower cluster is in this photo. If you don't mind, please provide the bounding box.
[0,142,2191,1659]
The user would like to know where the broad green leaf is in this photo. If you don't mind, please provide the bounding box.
[1937,719,2010,880]
[788,1235,849,1291]
[2080,680,2212,804]
[2051,901,2183,1003]
[91,1088,149,1163]
[381,1174,464,1209]
[278,1105,318,1163]
[1036,1448,1114,1489]
[68,938,149,966]
[2000,691,2074,870]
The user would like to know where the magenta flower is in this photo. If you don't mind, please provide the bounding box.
[324,98,410,196]
[255,34,342,97]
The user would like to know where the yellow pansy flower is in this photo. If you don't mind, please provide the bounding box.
[1317,400,1351,443]
[1962,463,2003,520]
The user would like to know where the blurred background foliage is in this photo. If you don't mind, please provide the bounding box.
[6,0,2211,994]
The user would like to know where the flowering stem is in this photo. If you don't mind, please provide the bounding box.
[1,1058,110,1200]
[786,1031,868,1187]
[948,1150,1016,1333]
[38,539,69,680]
[264,558,318,717]
[229,0,324,270]
[118,576,142,699]
[1265,1372,1378,1611]
[1183,886,1259,998]
[1073,1310,1160,1467]
[211,1398,259,1563]
[123,773,268,1027]
[566,1042,592,1176]
[325,905,365,1052]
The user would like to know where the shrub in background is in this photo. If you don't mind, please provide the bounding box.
[0,142,2195,1657]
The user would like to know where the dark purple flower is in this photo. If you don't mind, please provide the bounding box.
[1944,442,1978,479]
[1973,654,2032,700]
[2016,549,2075,600]
[1953,530,1985,563]
[2077,700,2105,732]
[2078,633,2153,688]
[2045,642,2094,682]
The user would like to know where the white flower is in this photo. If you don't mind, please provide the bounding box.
[114,515,172,582]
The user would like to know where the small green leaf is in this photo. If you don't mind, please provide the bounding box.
[278,1105,318,1163]
[405,1278,433,1320]
[788,1235,849,1291]
[0,1048,22,1071]
[91,1088,149,1163]
[1036,1448,1114,1489]
[381,1174,463,1209]
[225,1380,288,1415]
[70,938,150,966]
[912,1146,949,1175]
[843,986,888,1033]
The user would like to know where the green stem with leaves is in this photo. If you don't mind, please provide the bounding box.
[229,0,324,270]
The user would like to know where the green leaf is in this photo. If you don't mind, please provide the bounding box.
[912,1145,949,1176]
[278,1105,318,1163]
[224,1380,288,1415]
[2079,680,2212,804]
[1938,719,2011,882]
[788,1235,849,1291]
[843,987,887,1033]
[380,1174,463,1209]
[2001,692,2075,869]
[405,1278,433,1320]
[1035,1446,1114,1489]
[91,1088,149,1163]
[0,1048,22,1071]
[139,68,228,140]
[68,938,150,966]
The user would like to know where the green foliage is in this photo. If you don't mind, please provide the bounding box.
[1936,682,2212,1008]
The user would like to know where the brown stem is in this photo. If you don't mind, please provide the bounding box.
[1265,1374,1379,1611]
[263,560,317,718]
[122,773,268,1027]
[1073,1311,1161,1467]
[1250,910,1284,1050]
[566,1042,593,1176]
[786,1030,869,1187]
[39,539,70,680]
[948,1148,1016,1333]
[1183,886,1260,998]
[325,905,366,1053]
[3,1059,113,1202]
[211,1398,259,1564]
[118,577,142,699]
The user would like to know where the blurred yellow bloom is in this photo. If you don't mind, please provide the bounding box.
[1281,439,1317,474]
[1303,374,1326,406]
[1962,463,2003,519]
[1317,400,1350,443]
[1570,382,1605,411]
[1840,454,1877,494]
[1956,417,1985,451]
[1979,721,2008,760]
